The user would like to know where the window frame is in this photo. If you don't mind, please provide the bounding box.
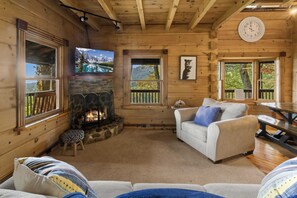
[219,58,277,102]
[17,22,64,128]
[123,50,168,107]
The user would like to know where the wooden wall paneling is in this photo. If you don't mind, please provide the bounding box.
[0,113,69,156]
[0,109,16,132]
[89,11,293,126]
[0,121,69,180]
[292,17,297,102]
[0,88,16,111]
[0,0,87,180]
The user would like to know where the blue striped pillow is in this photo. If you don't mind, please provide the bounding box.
[14,156,96,198]
[257,157,297,198]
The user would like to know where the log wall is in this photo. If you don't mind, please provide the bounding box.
[218,12,293,114]
[89,11,293,124]
[0,0,87,181]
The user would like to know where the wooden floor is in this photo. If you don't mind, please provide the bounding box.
[246,137,296,174]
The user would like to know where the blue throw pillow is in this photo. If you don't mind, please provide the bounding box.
[194,106,221,127]
[116,188,222,198]
[64,192,87,198]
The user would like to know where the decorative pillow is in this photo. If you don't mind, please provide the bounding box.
[194,106,221,127]
[63,192,87,198]
[13,156,97,198]
[257,157,297,198]
[116,188,223,198]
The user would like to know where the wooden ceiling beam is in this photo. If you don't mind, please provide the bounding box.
[282,0,295,7]
[60,0,101,31]
[165,0,180,31]
[136,0,146,30]
[96,0,123,30]
[188,0,216,30]
[212,0,254,30]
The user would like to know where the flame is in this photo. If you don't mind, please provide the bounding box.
[85,108,107,122]
[85,110,99,122]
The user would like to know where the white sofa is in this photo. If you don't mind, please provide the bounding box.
[174,98,258,163]
[0,177,261,198]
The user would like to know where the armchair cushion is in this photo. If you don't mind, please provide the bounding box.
[194,106,221,127]
[182,121,207,142]
[202,98,248,121]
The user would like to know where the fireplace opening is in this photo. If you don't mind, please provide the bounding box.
[70,91,115,129]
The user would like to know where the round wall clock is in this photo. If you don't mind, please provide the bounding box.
[238,17,265,42]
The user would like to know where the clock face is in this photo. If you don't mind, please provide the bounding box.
[238,17,265,42]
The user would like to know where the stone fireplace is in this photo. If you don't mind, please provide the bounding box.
[69,77,123,144]
[70,91,115,129]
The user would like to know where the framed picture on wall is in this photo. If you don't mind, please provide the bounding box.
[180,56,197,80]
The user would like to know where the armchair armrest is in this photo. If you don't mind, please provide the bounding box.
[174,107,199,138]
[206,115,258,162]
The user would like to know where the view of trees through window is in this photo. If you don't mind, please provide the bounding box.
[223,61,275,100]
[224,62,253,99]
[130,58,161,104]
[25,40,57,117]
[258,61,275,100]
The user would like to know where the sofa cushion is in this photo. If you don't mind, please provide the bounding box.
[182,121,208,142]
[219,103,247,120]
[202,98,247,120]
[13,156,97,198]
[257,157,297,198]
[116,188,222,198]
[89,181,132,198]
[194,106,221,127]
[133,183,206,192]
[0,189,56,198]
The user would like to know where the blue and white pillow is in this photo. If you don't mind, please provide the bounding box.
[13,156,97,198]
[257,157,297,198]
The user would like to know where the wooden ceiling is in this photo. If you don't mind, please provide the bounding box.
[59,0,296,31]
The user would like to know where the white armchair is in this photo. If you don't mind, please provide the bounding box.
[174,98,258,163]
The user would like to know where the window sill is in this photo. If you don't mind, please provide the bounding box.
[223,99,275,105]
[14,111,69,134]
[122,105,170,110]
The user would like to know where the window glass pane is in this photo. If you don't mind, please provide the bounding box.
[131,59,160,80]
[25,80,57,118]
[25,40,58,119]
[258,62,275,100]
[130,81,160,90]
[130,58,161,104]
[130,81,160,104]
[26,40,56,78]
[224,62,253,99]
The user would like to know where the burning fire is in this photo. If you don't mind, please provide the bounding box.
[85,108,107,123]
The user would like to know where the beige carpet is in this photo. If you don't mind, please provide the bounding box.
[50,128,265,184]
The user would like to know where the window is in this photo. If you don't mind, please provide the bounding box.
[17,19,64,127]
[123,50,168,106]
[258,61,275,100]
[224,62,253,99]
[219,60,276,101]
[130,58,161,104]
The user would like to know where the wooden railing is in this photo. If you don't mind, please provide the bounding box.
[224,89,274,100]
[130,90,160,104]
[25,91,56,117]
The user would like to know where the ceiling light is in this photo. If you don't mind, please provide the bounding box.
[290,7,297,15]
[79,13,88,22]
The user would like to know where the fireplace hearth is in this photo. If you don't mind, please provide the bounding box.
[70,91,124,143]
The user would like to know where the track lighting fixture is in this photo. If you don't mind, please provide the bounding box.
[60,3,121,30]
[79,13,88,22]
